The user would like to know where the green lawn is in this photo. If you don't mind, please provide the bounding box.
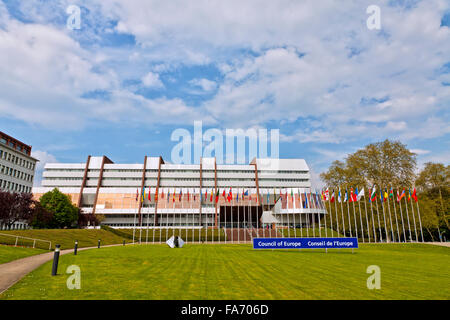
[1,243,449,300]
[0,244,46,264]
[0,229,129,250]
[116,228,226,242]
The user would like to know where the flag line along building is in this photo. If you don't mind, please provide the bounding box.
[32,156,327,237]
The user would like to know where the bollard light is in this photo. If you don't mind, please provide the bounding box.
[123,240,125,246]
[98,239,101,248]
[74,240,78,255]
[52,244,61,276]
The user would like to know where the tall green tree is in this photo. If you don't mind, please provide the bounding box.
[39,188,79,228]
[321,139,417,188]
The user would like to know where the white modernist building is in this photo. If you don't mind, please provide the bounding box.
[33,156,327,232]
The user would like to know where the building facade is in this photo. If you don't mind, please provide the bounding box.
[0,131,37,230]
[33,156,327,232]
[0,131,36,193]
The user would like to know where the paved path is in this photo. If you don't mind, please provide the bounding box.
[427,242,450,247]
[0,244,127,295]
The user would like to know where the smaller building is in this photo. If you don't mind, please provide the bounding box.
[0,131,38,230]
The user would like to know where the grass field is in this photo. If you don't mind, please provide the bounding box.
[1,243,448,300]
[0,229,129,250]
[116,228,226,242]
[0,245,46,264]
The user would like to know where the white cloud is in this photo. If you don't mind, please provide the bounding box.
[31,150,57,186]
[189,78,217,92]
[410,149,431,155]
[141,72,164,88]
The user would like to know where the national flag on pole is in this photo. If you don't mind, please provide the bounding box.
[215,190,219,203]
[141,187,145,202]
[136,189,139,201]
[154,190,158,203]
[187,190,190,202]
[408,188,411,201]
[148,187,151,201]
[223,189,226,200]
[172,190,176,203]
[179,189,182,202]
[398,189,406,202]
[338,189,342,203]
[384,189,388,202]
[227,188,232,202]
[273,189,276,204]
[412,188,418,202]
[161,189,164,199]
[167,190,170,203]
[291,188,294,201]
[357,187,365,201]
[210,190,213,202]
[304,192,308,208]
[370,186,377,202]
[330,190,335,203]
[344,190,348,202]
[244,190,249,197]
[389,188,394,199]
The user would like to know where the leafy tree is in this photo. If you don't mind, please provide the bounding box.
[321,139,417,188]
[78,213,99,228]
[28,202,54,229]
[0,191,34,229]
[39,188,79,228]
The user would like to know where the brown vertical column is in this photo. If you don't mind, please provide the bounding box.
[137,156,148,226]
[252,162,262,206]
[92,156,112,215]
[77,155,91,208]
[154,156,163,226]
[214,158,218,228]
[199,158,203,227]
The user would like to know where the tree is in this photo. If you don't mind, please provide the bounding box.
[78,213,99,228]
[39,188,79,228]
[416,163,450,233]
[28,202,54,229]
[0,191,34,229]
[320,139,417,188]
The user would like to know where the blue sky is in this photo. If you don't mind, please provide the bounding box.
[0,0,449,186]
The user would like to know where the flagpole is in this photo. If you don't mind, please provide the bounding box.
[357,189,364,243]
[316,190,322,238]
[369,191,377,243]
[323,190,328,238]
[374,190,383,242]
[391,187,401,243]
[339,188,346,237]
[293,189,298,238]
[351,191,358,240]
[286,190,290,238]
[345,189,352,237]
[333,189,340,237]
[299,190,304,237]
[396,188,406,242]
[403,190,412,242]
[380,190,389,242]
[362,190,370,243]
[415,192,424,242]
[409,189,419,242]
[386,188,395,242]
[238,189,240,244]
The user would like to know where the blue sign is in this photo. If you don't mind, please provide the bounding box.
[252,237,358,249]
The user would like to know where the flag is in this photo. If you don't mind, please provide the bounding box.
[215,190,219,203]
[330,190,335,203]
[338,189,342,203]
[389,188,394,199]
[398,189,406,202]
[244,190,249,196]
[136,189,139,201]
[179,189,182,202]
[291,188,294,201]
[154,190,158,203]
[187,190,190,202]
[304,192,308,208]
[167,190,170,203]
[161,189,164,199]
[344,190,348,202]
[412,188,418,202]
[384,189,388,202]
[141,187,145,202]
[227,188,232,202]
[357,188,365,201]
[205,189,208,201]
[222,189,226,200]
[408,188,411,201]
[173,190,175,203]
[148,187,151,201]
[370,186,376,202]
[210,190,213,202]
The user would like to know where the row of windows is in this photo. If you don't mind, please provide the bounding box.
[0,165,33,182]
[0,149,35,170]
[0,179,32,193]
[0,138,31,155]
